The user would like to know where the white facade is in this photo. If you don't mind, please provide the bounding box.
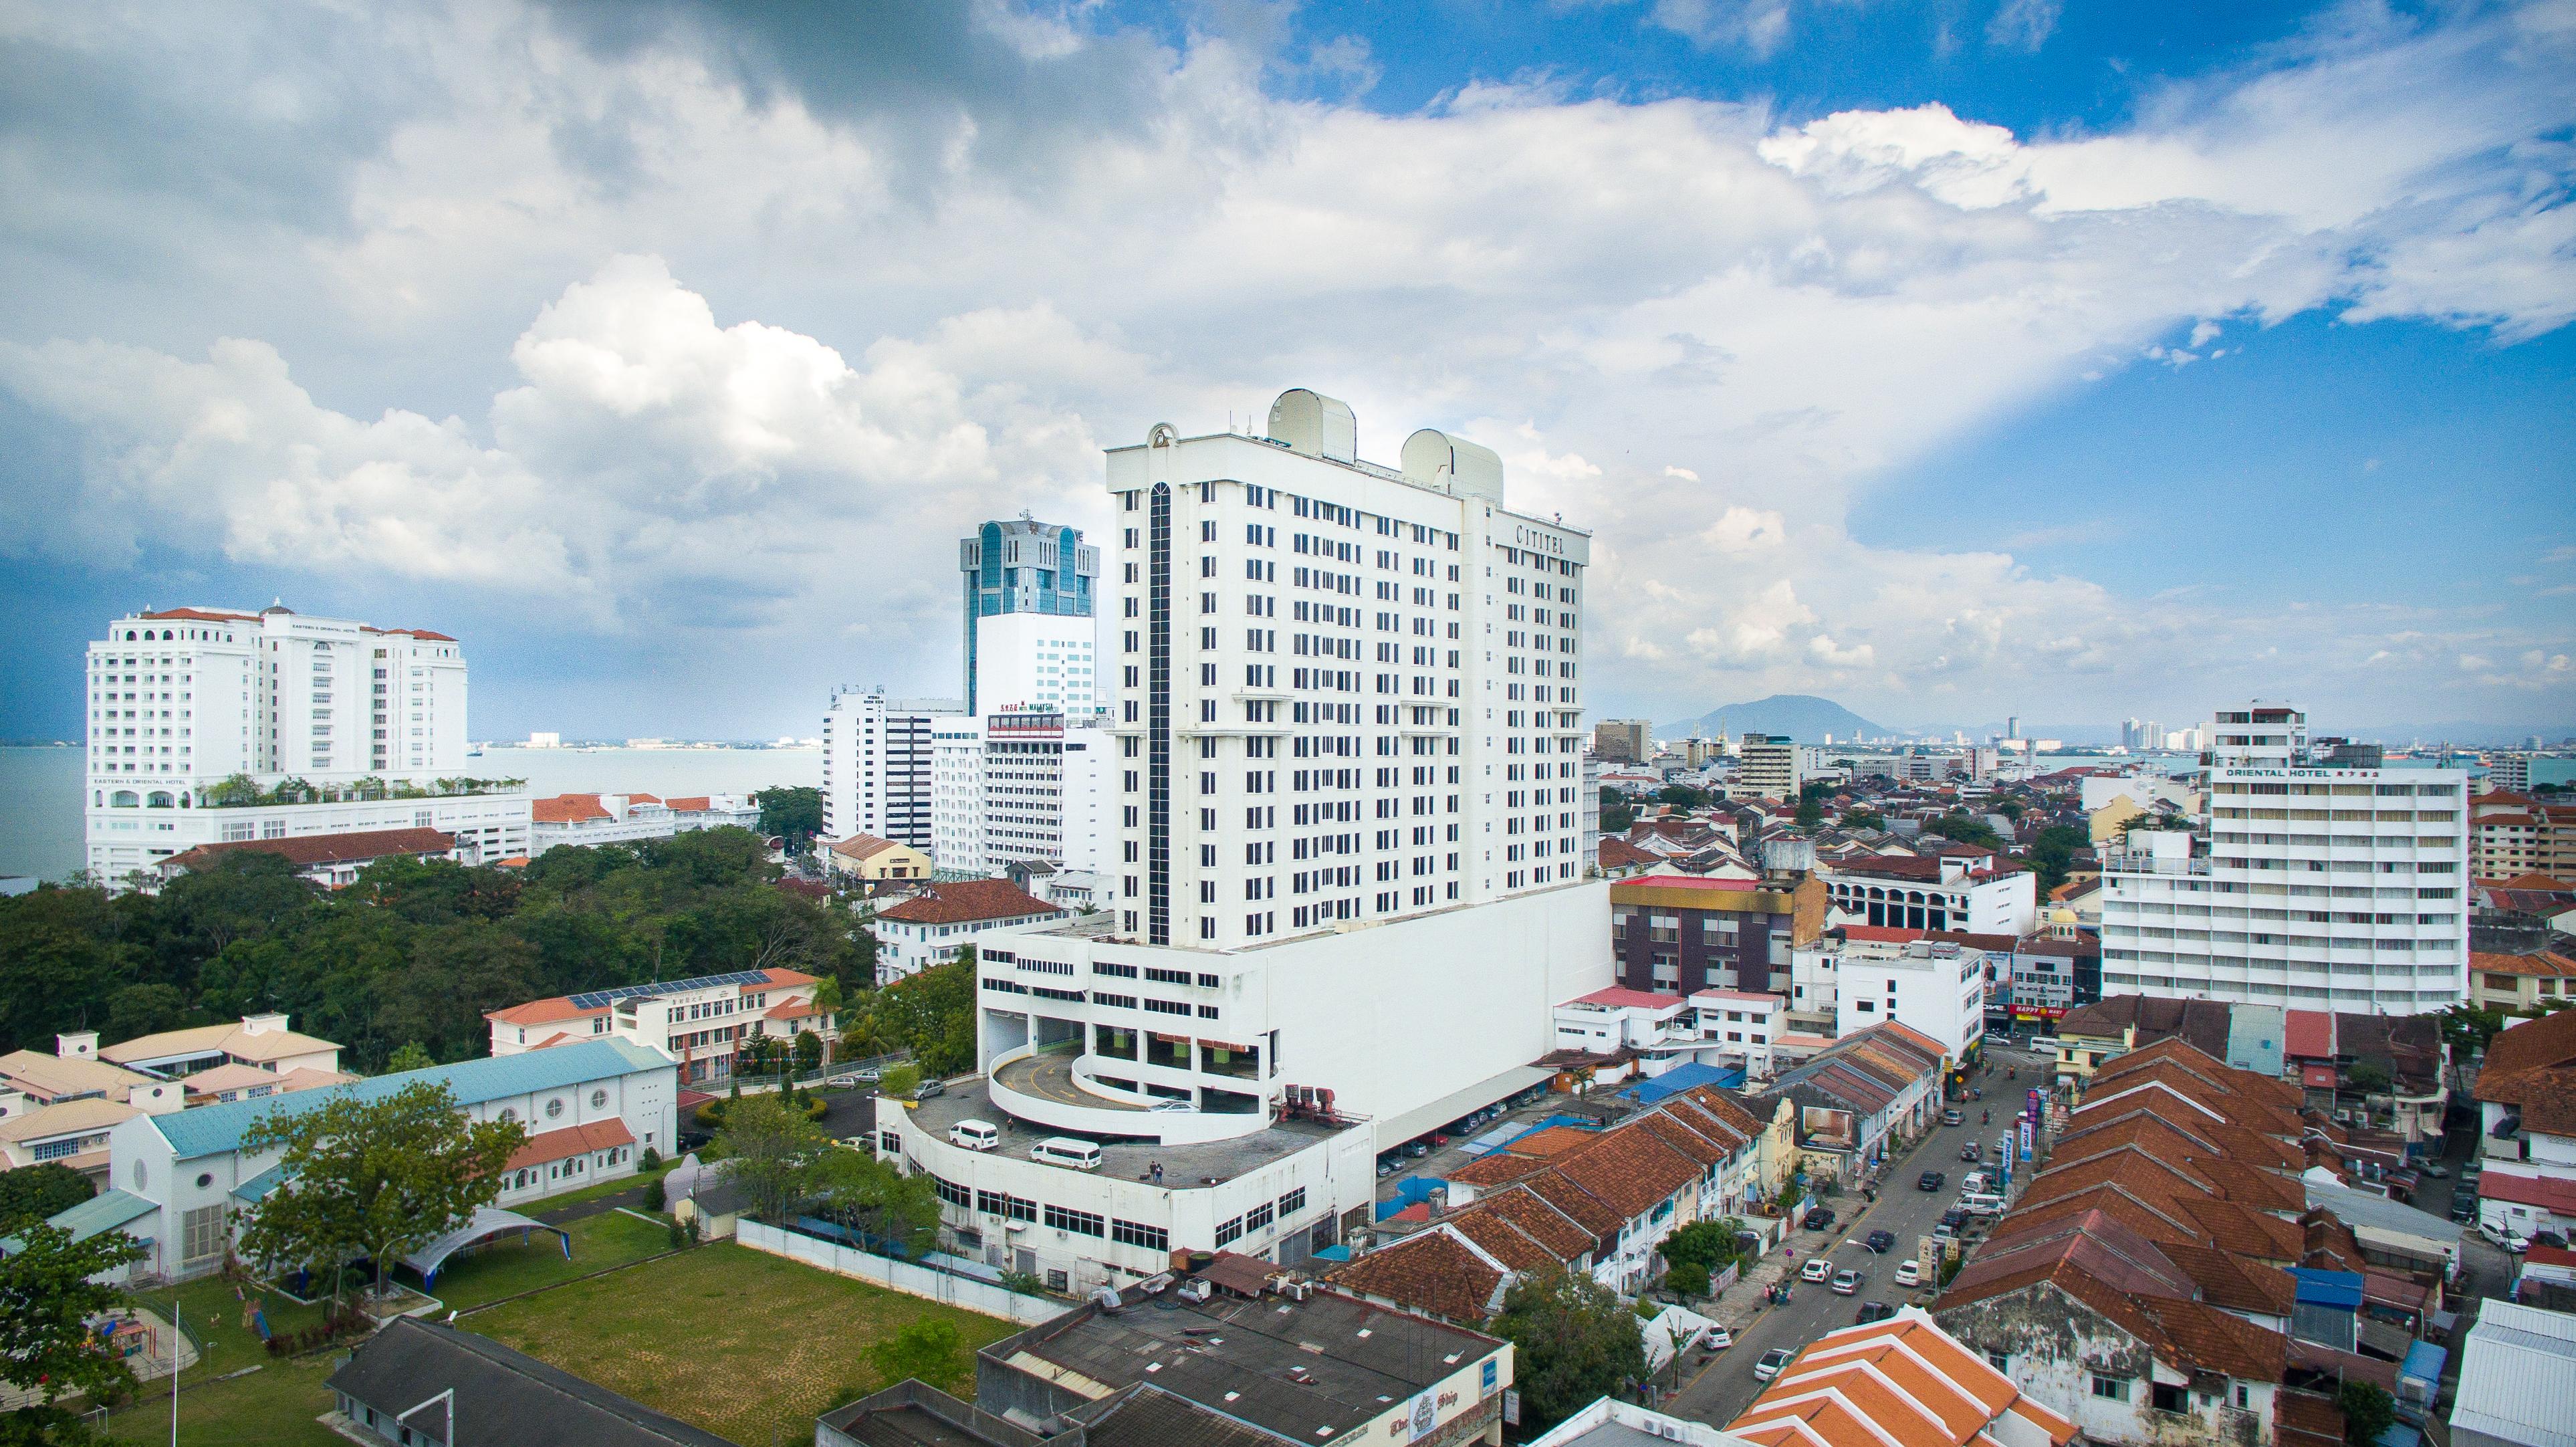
[91,1040,673,1284]
[528,792,757,855]
[820,688,962,850]
[92,792,530,887]
[929,717,989,875]
[930,711,1115,879]
[1738,736,1801,800]
[84,604,501,885]
[1689,989,1787,1075]
[2099,701,2470,1012]
[1821,859,2038,937]
[1836,938,1988,1065]
[1106,391,1591,951]
[973,611,1099,719]
[873,901,1070,984]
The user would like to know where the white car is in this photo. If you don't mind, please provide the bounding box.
[1800,1257,1833,1282]
[1830,1268,1862,1296]
[2479,1219,2531,1254]
[1895,1260,1922,1287]
[1703,1325,1734,1351]
[1753,1348,1795,1381]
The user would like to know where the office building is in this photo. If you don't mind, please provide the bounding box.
[84,604,526,886]
[876,391,1615,1291]
[930,709,1115,878]
[1736,734,1800,800]
[1593,718,1649,763]
[819,687,961,850]
[2098,701,2470,1012]
[960,515,1098,715]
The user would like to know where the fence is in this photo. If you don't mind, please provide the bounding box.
[735,1220,1070,1326]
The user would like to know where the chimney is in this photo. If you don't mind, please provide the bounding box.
[57,1030,99,1060]
[241,1012,291,1036]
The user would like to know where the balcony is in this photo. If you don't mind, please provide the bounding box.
[2101,851,2209,877]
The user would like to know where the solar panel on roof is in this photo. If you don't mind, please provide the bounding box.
[566,969,774,1010]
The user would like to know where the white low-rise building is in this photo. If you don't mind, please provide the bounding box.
[869,879,1070,985]
[528,792,757,855]
[74,1038,675,1284]
[1689,989,1787,1077]
[1821,855,2038,937]
[1834,927,1988,1067]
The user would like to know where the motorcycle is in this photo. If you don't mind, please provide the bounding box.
[1982,1109,1990,1125]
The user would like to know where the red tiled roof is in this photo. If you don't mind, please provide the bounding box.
[1324,1228,1502,1323]
[162,828,455,872]
[665,796,713,811]
[1566,986,1687,1011]
[485,998,604,1027]
[1839,924,1924,943]
[2479,1172,2576,1212]
[2473,950,2576,978]
[532,794,610,824]
[504,1117,635,1172]
[872,879,1063,925]
[138,606,258,623]
[1597,839,1653,869]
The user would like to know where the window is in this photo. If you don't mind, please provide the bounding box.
[1215,1214,1246,1247]
[2150,1383,2188,1414]
[182,1204,227,1263]
[1278,1186,1308,1218]
[1987,1352,2010,1373]
[1113,1218,1170,1252]
[1244,1200,1275,1233]
[1045,1204,1106,1236]
[932,1175,971,1210]
[590,1089,608,1109]
[2092,1375,2131,1403]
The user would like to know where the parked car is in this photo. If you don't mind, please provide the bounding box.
[1377,1158,1399,1178]
[1801,1257,1833,1282]
[1801,1206,1836,1230]
[1830,1268,1862,1296]
[1855,1301,1896,1324]
[2480,1220,2531,1253]
[1961,1142,1982,1161]
[1942,1108,1965,1126]
[912,1078,946,1100]
[1754,1348,1796,1381]
[1404,1141,1430,1158]
[1865,1229,1896,1254]
[1940,1208,1969,1230]
[2416,1161,2448,1179]
[1704,1325,1734,1351]
[1895,1260,1923,1287]
[1918,1170,1946,1192]
[2451,1197,2477,1223]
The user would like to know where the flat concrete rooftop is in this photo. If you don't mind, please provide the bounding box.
[907,1075,1349,1186]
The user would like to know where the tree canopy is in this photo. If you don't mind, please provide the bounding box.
[0,1165,94,1232]
[2023,824,2089,895]
[0,825,870,1070]
[0,1222,148,1426]
[1492,1264,1647,1432]
[711,1093,830,1224]
[1928,812,2005,851]
[237,1080,525,1304]
[754,786,826,851]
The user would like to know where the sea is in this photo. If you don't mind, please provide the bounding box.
[0,744,822,886]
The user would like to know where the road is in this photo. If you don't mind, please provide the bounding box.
[1665,1046,2053,1426]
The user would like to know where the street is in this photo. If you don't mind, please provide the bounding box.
[1665,1044,2053,1426]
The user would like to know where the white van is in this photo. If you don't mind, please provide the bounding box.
[1030,1137,1102,1171]
[949,1120,1001,1151]
[1959,1192,2006,1216]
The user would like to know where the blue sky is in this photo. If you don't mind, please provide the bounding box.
[0,0,2567,744]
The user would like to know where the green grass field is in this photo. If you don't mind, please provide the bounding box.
[429,1208,672,1310]
[471,1241,1020,1445]
[106,1357,346,1447]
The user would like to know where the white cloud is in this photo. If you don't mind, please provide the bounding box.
[0,0,2568,729]
[1986,0,2062,53]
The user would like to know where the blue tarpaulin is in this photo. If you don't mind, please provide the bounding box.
[1375,1178,1451,1221]
[1621,1063,1748,1103]
[1468,1114,1593,1157]
[2289,1266,2365,1309]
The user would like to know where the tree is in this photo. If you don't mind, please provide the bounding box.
[1655,784,1709,809]
[1927,812,2004,851]
[1794,796,1823,828]
[1839,808,1887,832]
[1663,1261,1710,1297]
[1600,790,1637,834]
[710,1092,829,1224]
[1491,1264,1647,1432]
[2338,1380,2396,1445]
[878,1064,922,1099]
[864,960,977,1077]
[794,1029,824,1075]
[1656,1218,1742,1274]
[2442,1004,2504,1055]
[0,1222,148,1426]
[384,1041,435,1073]
[2024,824,2089,895]
[808,1148,940,1255]
[754,786,827,851]
[1992,798,2026,821]
[237,1081,525,1305]
[872,1317,962,1385]
[2347,1060,2392,1094]
[0,1165,94,1230]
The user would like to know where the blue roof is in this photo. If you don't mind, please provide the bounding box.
[2400,1340,2446,1387]
[233,1162,287,1202]
[1623,1063,1748,1103]
[2289,1266,2365,1309]
[3,1188,159,1254]
[150,1038,671,1161]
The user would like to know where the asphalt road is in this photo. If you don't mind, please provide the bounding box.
[1665,1046,2054,1426]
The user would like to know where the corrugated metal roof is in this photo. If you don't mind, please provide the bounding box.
[1,1187,160,1252]
[2452,1299,2576,1447]
[149,1038,669,1161]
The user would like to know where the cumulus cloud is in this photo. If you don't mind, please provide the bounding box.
[0,0,2569,730]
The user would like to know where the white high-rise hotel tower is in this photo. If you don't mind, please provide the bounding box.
[1113,390,1594,948]
[83,604,529,884]
[2099,701,2469,1013]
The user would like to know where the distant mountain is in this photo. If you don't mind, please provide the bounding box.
[1656,694,1886,743]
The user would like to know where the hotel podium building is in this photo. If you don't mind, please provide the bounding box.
[879,391,1613,1293]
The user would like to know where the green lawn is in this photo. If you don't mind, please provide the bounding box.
[429,1208,672,1310]
[105,1357,345,1447]
[472,1241,1020,1446]
[526,1161,675,1214]
[125,1273,331,1379]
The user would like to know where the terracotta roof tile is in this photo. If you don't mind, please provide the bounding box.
[872,879,1063,925]
[1324,1228,1502,1323]
[161,828,455,872]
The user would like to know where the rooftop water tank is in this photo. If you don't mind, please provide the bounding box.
[1401,429,1504,504]
[1266,389,1358,462]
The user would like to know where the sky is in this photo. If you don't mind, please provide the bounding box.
[0,0,2570,744]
